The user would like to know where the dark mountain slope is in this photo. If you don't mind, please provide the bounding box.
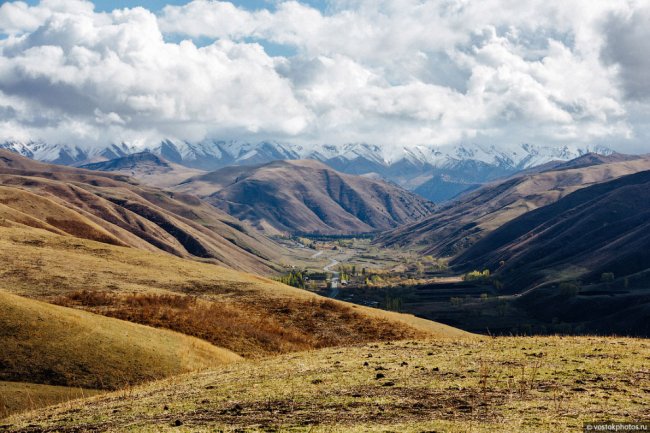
[80,152,205,187]
[81,151,170,171]
[453,169,650,289]
[450,170,650,336]
[376,155,650,257]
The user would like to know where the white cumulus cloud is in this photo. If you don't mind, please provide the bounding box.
[0,1,309,146]
[0,0,648,152]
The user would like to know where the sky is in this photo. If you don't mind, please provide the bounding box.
[0,0,649,154]
[22,0,331,12]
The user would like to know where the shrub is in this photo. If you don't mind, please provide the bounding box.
[64,290,113,307]
[277,270,306,289]
[463,269,491,282]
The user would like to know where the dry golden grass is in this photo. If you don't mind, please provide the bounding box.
[0,225,467,419]
[0,186,123,245]
[0,382,103,419]
[0,290,240,391]
[50,287,456,359]
[3,336,648,432]
[53,291,309,356]
[0,225,468,342]
[0,216,470,424]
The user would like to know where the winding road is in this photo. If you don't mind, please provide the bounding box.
[323,258,340,299]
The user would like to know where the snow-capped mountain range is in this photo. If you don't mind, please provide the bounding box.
[0,139,613,202]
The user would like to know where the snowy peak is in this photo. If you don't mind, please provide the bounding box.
[0,140,138,166]
[0,139,612,172]
[0,141,34,159]
[0,139,615,203]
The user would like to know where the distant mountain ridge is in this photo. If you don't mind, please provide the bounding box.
[173,160,436,236]
[80,151,171,171]
[376,154,650,256]
[0,140,614,202]
[79,152,205,188]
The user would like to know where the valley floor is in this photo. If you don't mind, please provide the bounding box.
[3,336,649,432]
[285,237,648,337]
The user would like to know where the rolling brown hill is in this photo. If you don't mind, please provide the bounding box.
[0,224,468,346]
[376,154,650,257]
[0,290,240,391]
[0,220,469,416]
[173,159,436,235]
[80,152,205,188]
[0,149,284,274]
[452,170,650,336]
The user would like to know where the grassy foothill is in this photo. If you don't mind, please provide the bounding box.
[3,336,648,432]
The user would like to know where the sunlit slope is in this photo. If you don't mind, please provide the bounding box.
[0,225,470,356]
[0,382,103,419]
[4,336,648,432]
[0,290,241,390]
